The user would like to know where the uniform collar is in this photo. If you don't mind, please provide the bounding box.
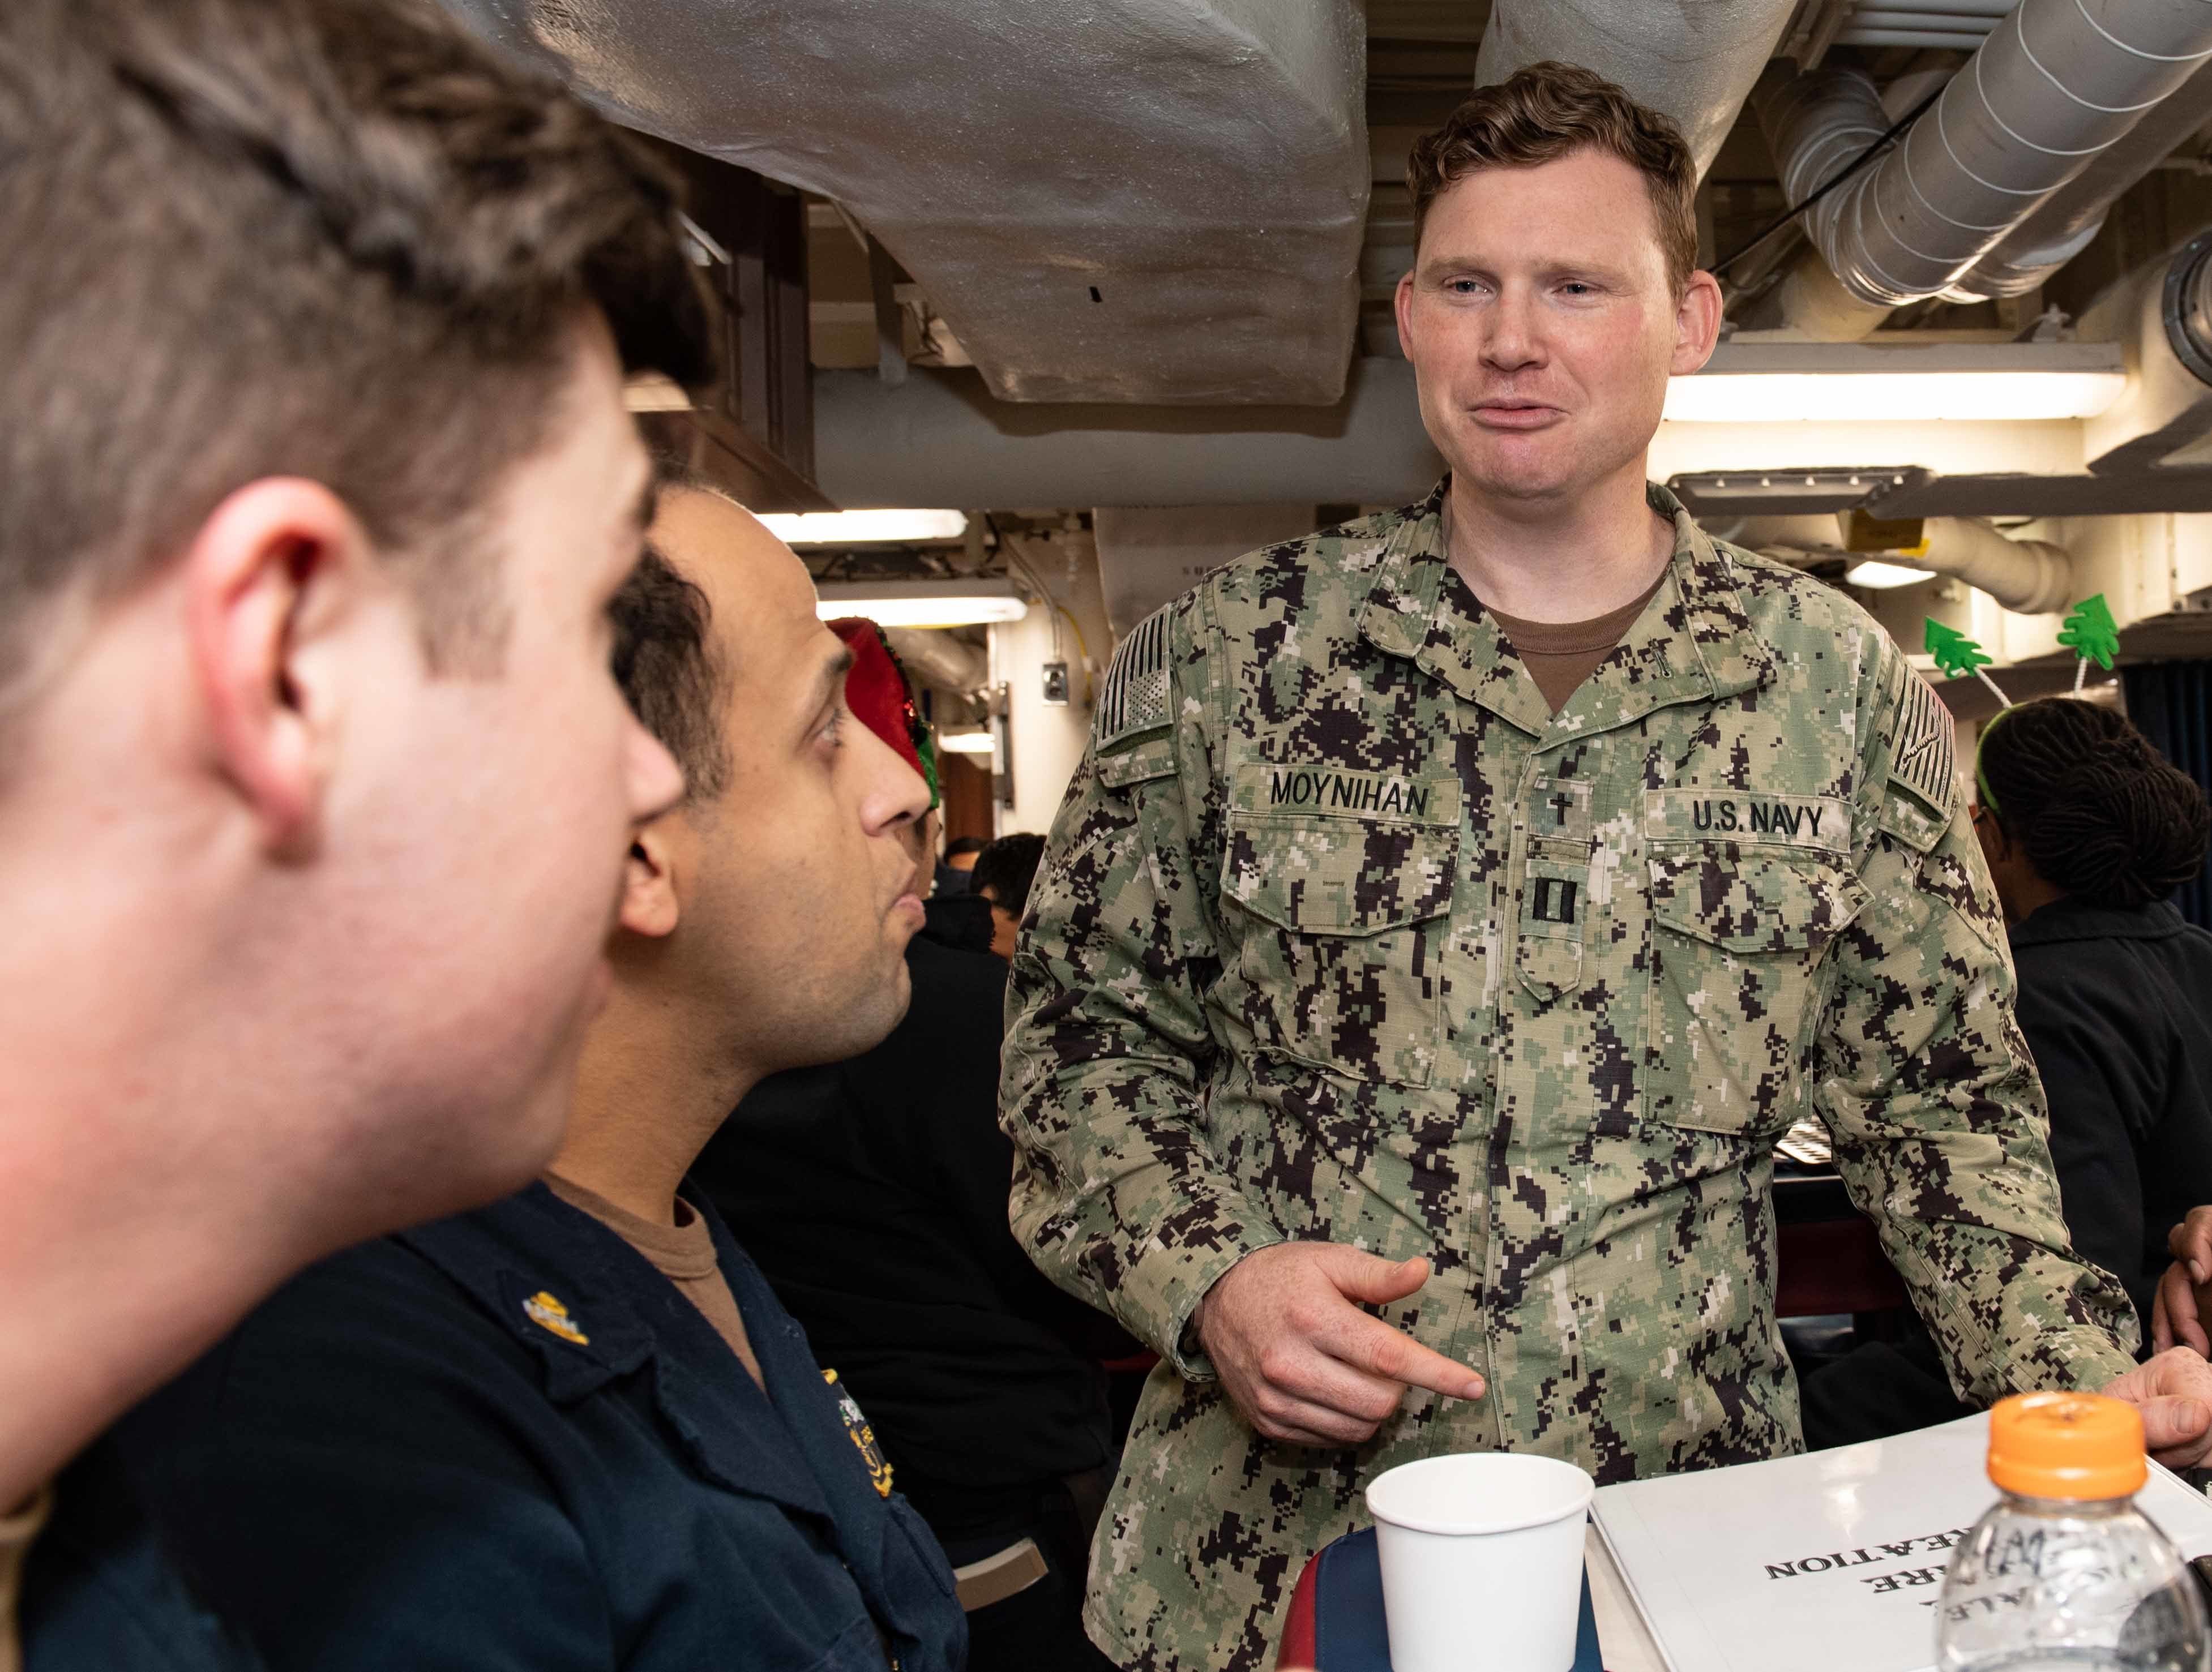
[397,1183,839,1521]
[1357,476,1774,739]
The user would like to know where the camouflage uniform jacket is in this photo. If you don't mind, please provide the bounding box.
[999,480,2139,1672]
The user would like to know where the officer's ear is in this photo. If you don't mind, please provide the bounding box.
[618,824,682,940]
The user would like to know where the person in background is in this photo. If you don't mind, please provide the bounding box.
[1804,696,2212,1447]
[698,636,1120,1672]
[938,835,989,897]
[115,488,961,1672]
[0,0,706,1663]
[972,833,1047,961]
[1976,697,2212,1332]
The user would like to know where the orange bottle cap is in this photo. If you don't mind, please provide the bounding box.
[1987,1391,2147,1501]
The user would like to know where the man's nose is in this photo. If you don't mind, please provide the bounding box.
[857,722,931,837]
[1482,285,1542,370]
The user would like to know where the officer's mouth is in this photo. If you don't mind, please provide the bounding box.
[1469,400,1563,431]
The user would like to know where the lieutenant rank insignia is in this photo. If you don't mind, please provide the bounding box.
[521,1289,589,1345]
[824,1367,893,1498]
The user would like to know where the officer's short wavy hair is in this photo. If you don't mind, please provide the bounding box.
[0,0,712,733]
[1406,61,1700,293]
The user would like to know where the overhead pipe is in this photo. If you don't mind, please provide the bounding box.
[1872,517,2076,613]
[883,628,987,694]
[1965,56,2212,297]
[1749,67,1899,339]
[2080,226,2212,471]
[1755,1,2212,333]
[814,361,1444,512]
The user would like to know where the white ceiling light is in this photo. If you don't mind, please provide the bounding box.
[815,579,1029,629]
[761,509,968,545]
[1664,341,2126,424]
[1843,559,1937,589]
[938,729,996,756]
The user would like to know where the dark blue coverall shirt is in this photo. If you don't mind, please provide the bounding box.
[114,1182,966,1672]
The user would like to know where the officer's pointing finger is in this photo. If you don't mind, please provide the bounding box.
[1339,1314,1485,1401]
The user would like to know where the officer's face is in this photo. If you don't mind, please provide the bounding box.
[1395,148,1719,507]
[643,489,931,1072]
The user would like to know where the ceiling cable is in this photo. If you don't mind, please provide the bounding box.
[983,513,1063,659]
[1710,82,1945,279]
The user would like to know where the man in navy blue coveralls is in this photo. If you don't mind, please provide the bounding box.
[120,486,966,1671]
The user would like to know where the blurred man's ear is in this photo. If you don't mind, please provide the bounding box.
[619,824,682,938]
[185,477,374,858]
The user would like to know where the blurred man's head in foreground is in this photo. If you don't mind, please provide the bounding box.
[0,0,708,1505]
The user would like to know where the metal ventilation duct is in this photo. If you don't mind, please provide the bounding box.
[1760,0,2212,311]
[438,0,1369,407]
[1474,0,1802,178]
[1966,57,2212,298]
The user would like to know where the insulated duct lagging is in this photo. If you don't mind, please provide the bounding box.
[1758,0,2212,312]
[436,0,1368,407]
[1475,0,1800,178]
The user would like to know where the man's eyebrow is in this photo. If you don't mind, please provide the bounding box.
[1415,252,1490,282]
[804,644,855,727]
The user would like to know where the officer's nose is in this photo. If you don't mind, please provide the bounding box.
[1482,281,1543,373]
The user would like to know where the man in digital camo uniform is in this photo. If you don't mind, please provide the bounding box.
[1000,63,2212,1672]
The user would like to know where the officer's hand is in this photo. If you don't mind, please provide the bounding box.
[1194,1243,1486,1449]
[2101,1347,2212,1468]
[2151,1208,2212,1355]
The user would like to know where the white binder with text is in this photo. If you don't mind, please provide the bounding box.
[1588,1413,2212,1672]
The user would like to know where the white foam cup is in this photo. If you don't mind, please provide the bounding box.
[1364,1452,1595,1672]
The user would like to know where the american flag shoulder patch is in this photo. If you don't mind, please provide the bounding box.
[1096,605,1175,752]
[1888,667,1957,815]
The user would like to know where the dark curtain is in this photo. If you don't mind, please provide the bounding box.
[2124,660,2212,930]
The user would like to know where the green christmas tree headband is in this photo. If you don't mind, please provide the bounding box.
[1926,594,2120,821]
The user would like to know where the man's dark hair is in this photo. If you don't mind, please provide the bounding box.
[943,837,989,861]
[971,834,1047,920]
[0,0,711,714]
[1979,697,2211,908]
[1407,61,1698,290]
[609,545,729,803]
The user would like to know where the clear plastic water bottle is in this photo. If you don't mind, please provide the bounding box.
[1936,1391,2209,1672]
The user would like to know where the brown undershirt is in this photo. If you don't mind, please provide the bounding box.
[544,1172,765,1390]
[1,1486,51,1672]
[1484,572,1667,714]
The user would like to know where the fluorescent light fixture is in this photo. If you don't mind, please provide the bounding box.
[1665,341,2125,424]
[623,372,691,413]
[938,729,995,756]
[1845,559,1937,589]
[761,509,967,545]
[815,580,1028,629]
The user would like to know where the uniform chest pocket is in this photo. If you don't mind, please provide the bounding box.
[1644,846,1868,1137]
[1222,810,1458,1090]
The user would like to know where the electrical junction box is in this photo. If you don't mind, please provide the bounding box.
[1041,661,1070,705]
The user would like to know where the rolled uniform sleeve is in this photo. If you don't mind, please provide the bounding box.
[1813,654,2138,1401]
[999,593,1282,1375]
